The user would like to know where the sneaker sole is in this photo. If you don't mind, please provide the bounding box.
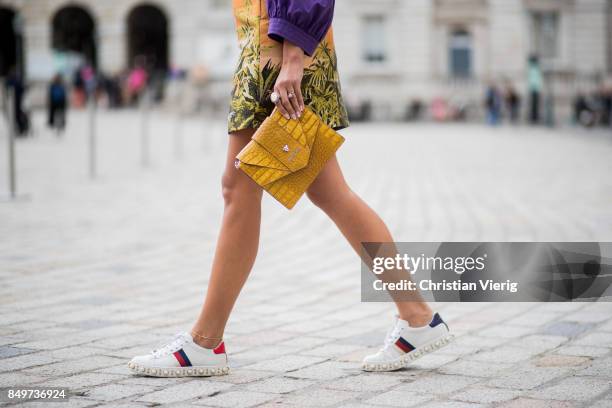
[361,333,455,372]
[128,362,229,377]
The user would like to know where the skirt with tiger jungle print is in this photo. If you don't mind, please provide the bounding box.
[228,0,349,133]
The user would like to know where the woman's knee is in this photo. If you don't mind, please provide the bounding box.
[307,184,351,211]
[221,170,261,206]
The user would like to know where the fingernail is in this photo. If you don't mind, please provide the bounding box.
[284,114,291,119]
[291,114,297,120]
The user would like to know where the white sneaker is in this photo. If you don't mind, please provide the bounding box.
[362,313,453,372]
[128,332,229,377]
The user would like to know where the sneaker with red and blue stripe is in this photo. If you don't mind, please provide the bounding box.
[128,332,229,377]
[362,313,453,372]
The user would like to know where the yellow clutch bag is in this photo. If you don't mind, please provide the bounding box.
[235,107,345,209]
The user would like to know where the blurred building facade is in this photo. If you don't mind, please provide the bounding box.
[334,0,612,121]
[1,0,611,121]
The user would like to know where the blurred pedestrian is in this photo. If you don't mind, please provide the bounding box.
[505,82,521,124]
[597,83,611,127]
[406,99,424,121]
[573,93,596,127]
[126,61,148,105]
[485,83,502,126]
[48,73,67,134]
[527,55,543,124]
[72,67,86,108]
[4,66,29,136]
[103,73,123,108]
[431,97,449,122]
[80,64,97,99]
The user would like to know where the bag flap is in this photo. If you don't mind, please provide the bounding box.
[252,110,311,172]
[235,141,292,185]
[236,136,289,171]
[235,107,325,186]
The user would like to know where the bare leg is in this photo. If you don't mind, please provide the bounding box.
[306,156,433,326]
[191,129,263,348]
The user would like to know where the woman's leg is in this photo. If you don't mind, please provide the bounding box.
[48,104,55,127]
[191,129,263,348]
[306,156,433,327]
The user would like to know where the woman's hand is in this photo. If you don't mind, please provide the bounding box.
[273,41,305,120]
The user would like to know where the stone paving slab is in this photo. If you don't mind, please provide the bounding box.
[1,111,611,407]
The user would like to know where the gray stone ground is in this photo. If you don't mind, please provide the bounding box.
[1,110,612,408]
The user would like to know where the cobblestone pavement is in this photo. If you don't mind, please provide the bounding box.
[1,110,612,407]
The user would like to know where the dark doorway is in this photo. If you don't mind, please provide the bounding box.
[52,5,97,68]
[127,4,169,71]
[0,7,24,77]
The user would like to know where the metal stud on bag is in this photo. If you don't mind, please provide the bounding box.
[282,145,289,152]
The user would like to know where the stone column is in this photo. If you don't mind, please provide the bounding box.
[21,1,54,81]
[488,0,526,84]
[97,20,124,74]
[574,0,607,76]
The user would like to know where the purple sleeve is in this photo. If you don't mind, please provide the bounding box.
[266,0,335,56]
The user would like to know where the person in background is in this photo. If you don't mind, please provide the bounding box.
[4,66,28,136]
[105,73,123,108]
[527,55,543,124]
[505,82,521,124]
[72,67,86,108]
[573,92,595,127]
[431,97,449,122]
[485,83,502,126]
[406,99,424,121]
[598,82,611,127]
[80,64,96,99]
[126,61,148,106]
[48,74,67,135]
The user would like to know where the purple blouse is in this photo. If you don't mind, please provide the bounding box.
[266,0,335,56]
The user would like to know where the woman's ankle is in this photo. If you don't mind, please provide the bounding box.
[191,329,223,349]
[401,313,433,328]
[397,304,433,327]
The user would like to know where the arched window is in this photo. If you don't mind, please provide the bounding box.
[52,5,97,68]
[449,29,472,78]
[127,4,169,72]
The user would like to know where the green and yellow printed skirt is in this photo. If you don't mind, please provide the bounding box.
[228,0,349,133]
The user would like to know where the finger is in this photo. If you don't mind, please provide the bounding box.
[275,98,291,120]
[277,87,296,120]
[295,85,305,113]
[274,87,291,120]
[288,88,301,118]
[280,87,298,119]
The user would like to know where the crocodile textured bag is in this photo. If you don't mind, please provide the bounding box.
[235,107,345,209]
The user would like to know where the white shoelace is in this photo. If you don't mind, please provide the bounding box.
[382,315,402,350]
[151,333,189,358]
